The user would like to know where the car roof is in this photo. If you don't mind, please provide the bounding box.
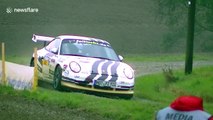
[57,35,110,45]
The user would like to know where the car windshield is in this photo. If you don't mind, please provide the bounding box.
[60,39,119,61]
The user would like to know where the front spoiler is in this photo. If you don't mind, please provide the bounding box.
[61,81,134,95]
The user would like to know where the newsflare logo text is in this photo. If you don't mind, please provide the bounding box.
[6,7,39,14]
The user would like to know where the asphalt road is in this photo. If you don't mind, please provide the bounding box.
[128,61,213,77]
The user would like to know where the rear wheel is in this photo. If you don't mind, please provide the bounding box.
[53,66,62,90]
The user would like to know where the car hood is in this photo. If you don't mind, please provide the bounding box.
[60,55,134,79]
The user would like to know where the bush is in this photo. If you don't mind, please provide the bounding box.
[162,65,178,84]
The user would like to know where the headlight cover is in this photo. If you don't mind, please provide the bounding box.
[123,68,134,79]
[69,61,81,73]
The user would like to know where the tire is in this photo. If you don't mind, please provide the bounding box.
[53,66,62,90]
[30,58,34,67]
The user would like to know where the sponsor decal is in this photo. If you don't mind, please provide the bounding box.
[42,59,49,65]
[45,53,55,58]
[63,70,69,77]
[68,39,111,47]
[51,59,55,63]
[74,75,80,79]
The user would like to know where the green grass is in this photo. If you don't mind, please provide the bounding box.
[1,66,213,119]
[135,66,213,113]
[0,86,160,120]
[5,55,32,65]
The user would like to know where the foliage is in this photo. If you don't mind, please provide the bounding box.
[196,0,213,31]
[162,65,178,83]
[156,0,213,52]
[157,0,213,31]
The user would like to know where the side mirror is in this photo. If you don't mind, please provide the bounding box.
[51,48,58,54]
[118,55,123,61]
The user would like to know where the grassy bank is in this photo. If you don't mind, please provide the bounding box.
[1,65,213,120]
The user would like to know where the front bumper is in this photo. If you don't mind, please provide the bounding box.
[61,81,134,95]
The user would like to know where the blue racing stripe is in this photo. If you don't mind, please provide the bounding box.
[85,59,105,82]
[109,62,120,81]
[97,61,113,81]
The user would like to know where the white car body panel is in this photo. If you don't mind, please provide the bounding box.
[32,34,135,96]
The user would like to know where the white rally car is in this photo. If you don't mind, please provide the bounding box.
[30,34,134,98]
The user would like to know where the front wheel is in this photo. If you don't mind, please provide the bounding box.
[53,66,62,90]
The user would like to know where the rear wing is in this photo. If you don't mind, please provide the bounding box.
[32,34,54,42]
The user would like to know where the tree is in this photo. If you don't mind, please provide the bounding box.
[156,0,213,74]
[196,0,213,32]
[156,0,213,51]
[156,0,213,32]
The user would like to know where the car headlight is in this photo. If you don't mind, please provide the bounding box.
[69,61,81,73]
[123,68,134,79]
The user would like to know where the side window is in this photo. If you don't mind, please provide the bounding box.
[45,38,61,53]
